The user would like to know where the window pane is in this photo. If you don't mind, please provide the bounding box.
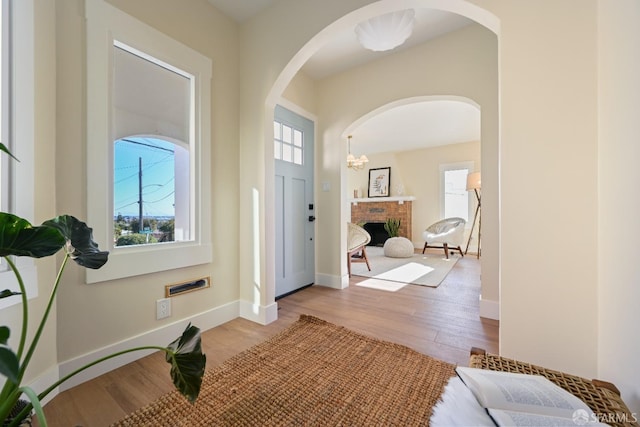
[114,137,180,246]
[113,44,192,247]
[273,121,280,139]
[273,119,304,166]
[282,125,292,143]
[294,147,302,165]
[282,144,292,162]
[274,140,281,159]
[293,129,302,147]
[444,169,469,221]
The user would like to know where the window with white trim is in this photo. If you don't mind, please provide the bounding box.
[111,41,192,248]
[274,120,304,165]
[86,0,212,283]
[440,162,474,223]
[0,0,38,309]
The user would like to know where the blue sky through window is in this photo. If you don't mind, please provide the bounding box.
[114,137,175,217]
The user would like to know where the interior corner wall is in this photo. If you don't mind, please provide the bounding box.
[597,0,640,413]
[282,71,318,116]
[54,0,240,362]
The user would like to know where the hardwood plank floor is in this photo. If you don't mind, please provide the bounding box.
[40,253,497,426]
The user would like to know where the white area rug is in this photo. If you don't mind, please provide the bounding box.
[352,246,459,289]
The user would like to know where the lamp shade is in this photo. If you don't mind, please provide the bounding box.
[355,10,415,52]
[466,172,481,190]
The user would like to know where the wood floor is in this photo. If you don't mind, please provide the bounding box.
[40,253,497,426]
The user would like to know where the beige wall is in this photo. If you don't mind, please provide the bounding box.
[53,0,240,361]
[488,0,599,379]
[347,141,481,246]
[597,0,640,411]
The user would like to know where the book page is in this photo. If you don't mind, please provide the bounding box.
[456,367,593,419]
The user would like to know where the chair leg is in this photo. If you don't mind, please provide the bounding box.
[456,246,464,257]
[361,246,371,271]
[422,242,428,254]
[347,252,352,277]
[443,243,449,259]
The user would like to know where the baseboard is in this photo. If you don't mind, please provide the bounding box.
[58,300,239,391]
[238,299,278,325]
[315,273,348,289]
[24,365,60,406]
[479,296,500,320]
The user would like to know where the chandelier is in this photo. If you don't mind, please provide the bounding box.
[355,9,416,52]
[347,135,369,170]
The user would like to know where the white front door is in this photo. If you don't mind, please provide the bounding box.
[274,105,315,298]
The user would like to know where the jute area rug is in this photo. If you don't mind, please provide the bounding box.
[351,246,460,289]
[113,315,456,426]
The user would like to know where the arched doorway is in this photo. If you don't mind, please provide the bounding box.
[257,0,500,323]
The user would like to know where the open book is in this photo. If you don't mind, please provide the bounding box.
[456,367,608,426]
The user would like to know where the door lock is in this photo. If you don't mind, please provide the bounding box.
[308,215,316,222]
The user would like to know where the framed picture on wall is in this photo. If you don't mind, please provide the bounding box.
[368,167,391,197]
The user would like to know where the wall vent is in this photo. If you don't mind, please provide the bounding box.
[165,276,210,297]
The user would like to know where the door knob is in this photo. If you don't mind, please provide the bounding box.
[308,215,316,222]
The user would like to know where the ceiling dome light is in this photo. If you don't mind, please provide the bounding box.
[355,9,416,52]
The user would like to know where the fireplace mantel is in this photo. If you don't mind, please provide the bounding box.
[349,196,416,205]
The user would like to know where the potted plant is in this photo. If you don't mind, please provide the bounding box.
[383,218,401,238]
[0,144,206,427]
[383,218,414,258]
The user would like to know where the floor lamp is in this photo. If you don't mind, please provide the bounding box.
[465,172,481,258]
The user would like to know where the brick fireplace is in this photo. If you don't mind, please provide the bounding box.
[350,197,414,244]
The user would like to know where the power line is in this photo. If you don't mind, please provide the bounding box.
[119,138,175,153]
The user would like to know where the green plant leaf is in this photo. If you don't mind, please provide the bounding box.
[165,323,206,404]
[42,215,109,269]
[0,143,18,161]
[19,387,46,427]
[0,213,65,258]
[0,346,19,384]
[0,326,9,345]
[0,289,21,300]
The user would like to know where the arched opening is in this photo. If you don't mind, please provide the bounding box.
[262,0,500,322]
[344,95,481,251]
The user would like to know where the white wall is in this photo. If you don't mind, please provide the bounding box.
[597,0,640,412]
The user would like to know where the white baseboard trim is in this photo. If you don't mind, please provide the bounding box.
[58,300,239,391]
[479,297,500,320]
[24,365,60,407]
[239,300,278,325]
[315,273,347,289]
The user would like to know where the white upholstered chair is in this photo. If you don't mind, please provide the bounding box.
[422,217,466,259]
[347,222,371,277]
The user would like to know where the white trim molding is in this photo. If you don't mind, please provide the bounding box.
[239,300,278,325]
[58,301,239,391]
[479,296,499,320]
